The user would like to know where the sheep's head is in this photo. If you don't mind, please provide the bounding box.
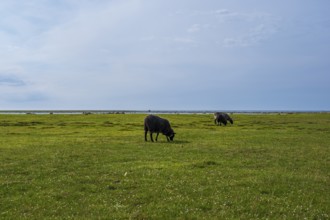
[166,129,175,141]
[169,132,175,141]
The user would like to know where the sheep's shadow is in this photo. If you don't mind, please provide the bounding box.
[144,140,190,144]
[170,140,190,144]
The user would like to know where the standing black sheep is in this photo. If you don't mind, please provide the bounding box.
[214,112,233,126]
[144,115,175,142]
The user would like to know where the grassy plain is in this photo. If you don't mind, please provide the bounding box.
[0,113,329,219]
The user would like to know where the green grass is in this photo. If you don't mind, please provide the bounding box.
[0,113,329,219]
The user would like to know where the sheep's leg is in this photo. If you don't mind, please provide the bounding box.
[150,132,154,142]
[155,133,159,141]
[145,130,148,141]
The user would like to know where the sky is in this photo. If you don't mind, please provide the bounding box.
[0,0,329,111]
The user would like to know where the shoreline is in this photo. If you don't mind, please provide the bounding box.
[0,110,329,115]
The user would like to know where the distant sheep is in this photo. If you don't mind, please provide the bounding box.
[214,112,233,126]
[144,115,175,142]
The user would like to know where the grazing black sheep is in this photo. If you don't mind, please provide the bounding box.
[214,112,233,126]
[144,115,175,142]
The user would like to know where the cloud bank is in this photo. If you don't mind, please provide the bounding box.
[0,0,329,110]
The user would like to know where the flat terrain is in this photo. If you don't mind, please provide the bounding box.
[0,113,329,219]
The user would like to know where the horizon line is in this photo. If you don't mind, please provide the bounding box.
[0,110,329,114]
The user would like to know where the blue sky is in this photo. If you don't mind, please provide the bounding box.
[0,0,329,110]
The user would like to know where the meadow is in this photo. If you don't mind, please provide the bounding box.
[0,113,329,219]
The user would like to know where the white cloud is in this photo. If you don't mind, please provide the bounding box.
[173,38,195,44]
[215,9,231,15]
[187,24,201,33]
[222,24,279,47]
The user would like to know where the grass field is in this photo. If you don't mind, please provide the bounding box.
[0,113,329,219]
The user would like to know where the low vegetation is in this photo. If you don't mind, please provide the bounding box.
[0,113,329,219]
